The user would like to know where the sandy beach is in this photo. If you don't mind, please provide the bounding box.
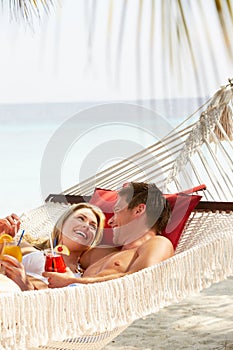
[104,277,233,350]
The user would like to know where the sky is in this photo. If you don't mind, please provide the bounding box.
[0,0,232,104]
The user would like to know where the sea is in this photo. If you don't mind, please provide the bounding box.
[0,97,206,217]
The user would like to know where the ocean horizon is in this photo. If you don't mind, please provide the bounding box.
[0,97,207,217]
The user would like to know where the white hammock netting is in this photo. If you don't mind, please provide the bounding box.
[0,82,233,350]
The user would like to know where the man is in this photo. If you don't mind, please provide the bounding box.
[43,182,174,288]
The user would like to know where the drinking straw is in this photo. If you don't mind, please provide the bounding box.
[15,213,24,241]
[49,235,54,254]
[17,229,25,246]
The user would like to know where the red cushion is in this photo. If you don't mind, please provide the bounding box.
[89,187,202,249]
[162,193,201,249]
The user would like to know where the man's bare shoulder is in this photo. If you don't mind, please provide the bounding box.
[154,234,174,246]
[138,235,174,260]
[140,234,173,245]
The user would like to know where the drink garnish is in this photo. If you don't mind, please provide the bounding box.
[0,234,13,243]
[54,244,70,256]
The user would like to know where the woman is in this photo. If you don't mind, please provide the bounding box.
[0,203,105,291]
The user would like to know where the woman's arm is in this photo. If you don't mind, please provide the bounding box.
[1,255,35,291]
[43,268,130,288]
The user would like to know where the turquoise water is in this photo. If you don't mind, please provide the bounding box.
[0,98,206,217]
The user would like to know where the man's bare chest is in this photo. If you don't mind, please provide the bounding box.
[84,249,138,276]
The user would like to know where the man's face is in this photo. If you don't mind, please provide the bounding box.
[108,195,146,246]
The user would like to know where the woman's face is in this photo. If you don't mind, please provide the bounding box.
[61,208,98,250]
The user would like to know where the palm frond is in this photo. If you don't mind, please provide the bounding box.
[215,0,233,59]
[1,0,57,23]
[105,0,233,98]
[2,0,233,100]
[115,0,128,83]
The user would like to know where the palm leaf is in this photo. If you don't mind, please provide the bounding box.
[215,0,233,59]
[2,0,55,22]
[99,0,233,98]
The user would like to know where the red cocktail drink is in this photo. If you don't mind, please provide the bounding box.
[44,249,66,273]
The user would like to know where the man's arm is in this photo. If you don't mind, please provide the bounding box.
[43,270,129,288]
[43,236,174,287]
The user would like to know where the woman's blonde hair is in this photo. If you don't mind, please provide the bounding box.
[34,203,105,250]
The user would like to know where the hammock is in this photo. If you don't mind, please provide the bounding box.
[1,82,233,350]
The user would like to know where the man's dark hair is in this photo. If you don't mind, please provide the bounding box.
[118,182,171,234]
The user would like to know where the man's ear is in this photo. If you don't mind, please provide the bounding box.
[134,203,146,217]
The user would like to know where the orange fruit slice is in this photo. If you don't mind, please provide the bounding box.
[54,244,70,256]
[0,234,13,244]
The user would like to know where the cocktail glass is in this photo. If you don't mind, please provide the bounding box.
[1,241,22,262]
[44,249,66,273]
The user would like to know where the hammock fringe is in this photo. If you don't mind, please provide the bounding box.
[1,212,233,350]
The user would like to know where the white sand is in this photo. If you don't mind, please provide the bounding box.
[104,277,233,350]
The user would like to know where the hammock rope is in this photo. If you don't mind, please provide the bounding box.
[61,85,233,199]
[63,124,195,195]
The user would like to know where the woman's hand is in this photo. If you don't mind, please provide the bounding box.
[42,268,76,288]
[0,213,21,237]
[0,255,34,291]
